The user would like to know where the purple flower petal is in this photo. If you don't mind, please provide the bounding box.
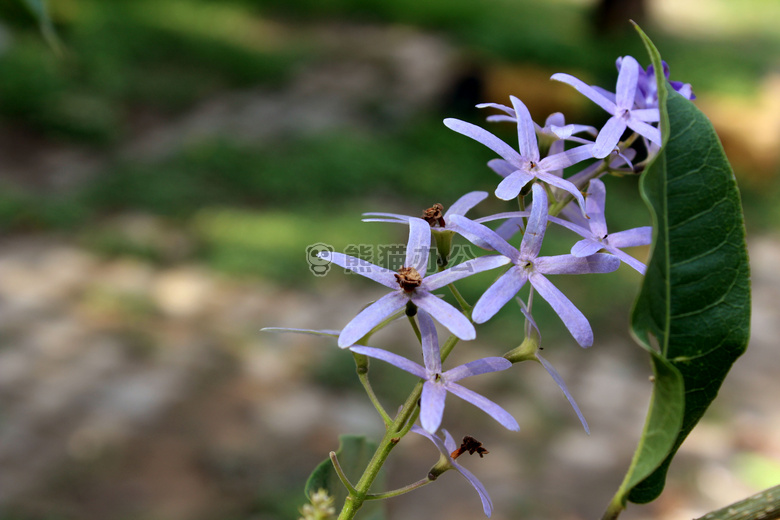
[475,211,530,224]
[421,381,448,433]
[441,429,457,453]
[451,461,494,517]
[409,426,493,517]
[550,73,617,114]
[476,102,514,116]
[413,291,476,341]
[536,353,589,433]
[592,116,627,158]
[424,255,511,291]
[608,227,652,248]
[487,158,516,178]
[604,246,647,274]
[261,327,342,337]
[626,118,662,146]
[509,96,540,161]
[527,272,593,347]
[444,118,523,166]
[417,310,441,374]
[538,144,595,171]
[338,291,408,347]
[571,239,604,257]
[585,179,608,237]
[319,251,398,289]
[544,112,565,127]
[349,345,427,379]
[615,55,639,109]
[472,267,528,324]
[632,108,660,122]
[535,171,587,216]
[361,212,412,222]
[494,217,525,242]
[406,217,432,276]
[550,207,590,233]
[446,191,489,219]
[445,382,520,431]
[534,253,620,275]
[444,357,512,382]
[495,170,535,200]
[519,183,548,259]
[448,215,519,261]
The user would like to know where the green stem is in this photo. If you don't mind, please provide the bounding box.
[364,478,432,500]
[448,283,471,313]
[336,334,461,520]
[601,495,625,520]
[358,371,392,426]
[330,451,358,495]
[336,380,424,520]
[407,315,422,343]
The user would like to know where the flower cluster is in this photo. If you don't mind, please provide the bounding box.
[265,56,693,517]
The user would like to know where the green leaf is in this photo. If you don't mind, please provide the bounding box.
[305,435,385,520]
[607,26,751,515]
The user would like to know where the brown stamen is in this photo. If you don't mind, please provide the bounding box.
[395,266,422,292]
[450,435,489,459]
[422,203,446,227]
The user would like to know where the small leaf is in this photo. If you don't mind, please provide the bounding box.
[607,25,751,514]
[305,435,385,520]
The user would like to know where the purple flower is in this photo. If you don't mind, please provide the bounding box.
[361,192,497,252]
[362,191,488,231]
[319,217,509,347]
[478,104,596,145]
[551,55,662,159]
[450,184,620,347]
[548,179,651,274]
[444,96,594,211]
[411,425,494,517]
[350,310,519,433]
[631,58,695,109]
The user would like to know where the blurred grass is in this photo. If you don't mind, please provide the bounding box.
[0,0,303,142]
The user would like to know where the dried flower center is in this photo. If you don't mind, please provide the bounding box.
[395,266,422,292]
[450,436,489,459]
[422,203,446,227]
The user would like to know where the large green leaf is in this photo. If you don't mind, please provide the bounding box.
[607,27,751,515]
[305,435,385,520]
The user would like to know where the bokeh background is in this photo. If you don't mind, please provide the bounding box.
[0,0,779,519]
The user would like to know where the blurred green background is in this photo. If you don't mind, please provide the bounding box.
[0,1,778,519]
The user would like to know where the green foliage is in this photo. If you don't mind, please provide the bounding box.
[607,27,751,515]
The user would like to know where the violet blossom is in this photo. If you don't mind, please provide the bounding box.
[362,191,488,230]
[318,217,509,347]
[548,178,651,274]
[450,183,620,347]
[551,55,662,159]
[349,310,519,433]
[631,58,695,109]
[444,96,594,212]
[411,425,494,517]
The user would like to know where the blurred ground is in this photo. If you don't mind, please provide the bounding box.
[0,1,779,519]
